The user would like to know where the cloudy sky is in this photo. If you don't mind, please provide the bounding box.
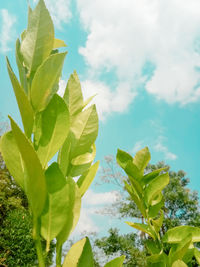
[1,0,200,239]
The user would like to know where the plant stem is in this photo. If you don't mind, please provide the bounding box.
[33,217,45,267]
[56,242,62,267]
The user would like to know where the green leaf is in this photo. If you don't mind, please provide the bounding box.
[31,52,67,111]
[35,94,69,167]
[70,105,98,158]
[70,144,96,177]
[77,161,99,197]
[147,253,168,267]
[53,38,67,49]
[170,234,192,263]
[6,58,34,138]
[126,221,156,239]
[15,39,28,94]
[0,131,24,189]
[124,161,142,179]
[194,248,200,265]
[152,210,164,233]
[20,0,54,73]
[145,240,161,255]
[63,237,94,267]
[116,149,133,170]
[41,163,72,251]
[142,167,168,185]
[124,180,146,218]
[104,255,125,267]
[163,226,200,244]
[133,147,151,173]
[63,70,84,117]
[83,94,97,109]
[144,172,169,207]
[148,198,164,218]
[58,135,71,177]
[172,260,187,267]
[9,117,46,218]
[56,181,81,245]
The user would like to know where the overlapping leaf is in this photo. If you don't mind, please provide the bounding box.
[20,0,54,73]
[104,255,125,267]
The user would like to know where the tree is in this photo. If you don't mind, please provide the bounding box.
[94,154,200,266]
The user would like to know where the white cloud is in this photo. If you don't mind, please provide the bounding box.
[72,189,121,235]
[154,137,177,161]
[58,78,136,120]
[0,9,16,53]
[33,0,72,29]
[132,141,144,154]
[77,0,200,106]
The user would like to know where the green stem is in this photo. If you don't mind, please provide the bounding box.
[33,217,45,267]
[56,242,62,267]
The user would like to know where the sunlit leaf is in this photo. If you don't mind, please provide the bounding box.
[0,131,24,189]
[35,94,69,167]
[104,255,125,267]
[31,52,67,111]
[53,38,67,49]
[126,221,156,239]
[20,0,54,73]
[6,58,34,138]
[77,161,99,197]
[133,147,151,173]
[63,237,94,267]
[9,117,46,218]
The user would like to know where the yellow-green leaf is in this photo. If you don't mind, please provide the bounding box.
[0,131,24,189]
[9,117,46,218]
[6,58,34,138]
[70,105,98,158]
[41,163,72,251]
[53,38,67,49]
[104,256,125,267]
[20,0,54,73]
[77,161,99,197]
[163,226,200,244]
[133,147,151,173]
[126,221,156,239]
[172,260,187,267]
[31,52,67,111]
[35,94,69,167]
[63,237,94,267]
[63,71,84,117]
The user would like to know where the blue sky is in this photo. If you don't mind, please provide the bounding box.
[1,0,200,239]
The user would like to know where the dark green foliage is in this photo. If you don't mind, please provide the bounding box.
[0,152,54,266]
[95,228,147,267]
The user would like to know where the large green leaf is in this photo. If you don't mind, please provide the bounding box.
[56,180,81,245]
[63,237,94,267]
[142,167,168,185]
[35,94,69,167]
[20,0,54,73]
[144,172,169,207]
[163,226,200,244]
[126,221,156,239]
[124,161,142,180]
[57,135,71,177]
[9,117,46,218]
[194,248,200,265]
[15,39,28,94]
[31,52,67,111]
[70,105,98,158]
[132,147,151,173]
[77,161,99,197]
[0,131,24,189]
[148,198,164,218]
[41,163,71,251]
[170,234,192,264]
[116,149,133,170]
[6,58,34,138]
[152,210,164,233]
[70,144,96,177]
[63,70,84,117]
[172,260,187,267]
[124,180,146,218]
[147,253,168,267]
[104,255,125,267]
